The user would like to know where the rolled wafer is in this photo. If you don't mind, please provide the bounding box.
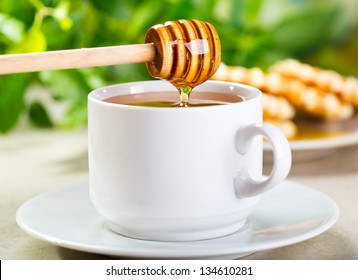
[213,63,354,121]
[263,72,354,121]
[262,92,295,120]
[270,59,358,107]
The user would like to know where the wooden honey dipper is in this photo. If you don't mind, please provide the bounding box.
[0,19,221,89]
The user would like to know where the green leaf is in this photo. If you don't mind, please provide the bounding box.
[0,0,35,27]
[41,0,61,8]
[0,13,25,43]
[39,69,91,102]
[90,0,131,19]
[8,24,47,53]
[61,103,87,128]
[77,68,107,89]
[0,74,31,133]
[28,101,53,128]
[214,0,232,23]
[52,0,73,31]
[38,69,91,128]
[124,0,163,41]
[270,6,341,52]
[244,0,262,22]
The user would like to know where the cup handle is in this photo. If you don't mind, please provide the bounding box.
[234,123,292,198]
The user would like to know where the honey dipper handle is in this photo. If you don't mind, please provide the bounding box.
[0,43,155,74]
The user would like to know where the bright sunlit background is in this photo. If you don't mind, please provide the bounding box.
[0,0,357,133]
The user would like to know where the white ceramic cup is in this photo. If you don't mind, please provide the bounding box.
[88,80,291,241]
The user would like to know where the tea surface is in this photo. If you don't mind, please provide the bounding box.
[104,92,244,107]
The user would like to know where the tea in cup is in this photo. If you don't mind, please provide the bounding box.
[88,80,291,241]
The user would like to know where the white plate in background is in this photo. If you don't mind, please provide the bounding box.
[265,115,358,162]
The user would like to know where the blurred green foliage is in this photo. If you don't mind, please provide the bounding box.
[0,0,357,133]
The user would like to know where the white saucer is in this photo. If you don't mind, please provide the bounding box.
[16,181,339,259]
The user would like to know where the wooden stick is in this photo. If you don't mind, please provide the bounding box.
[0,43,155,74]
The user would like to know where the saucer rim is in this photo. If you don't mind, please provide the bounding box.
[16,180,339,259]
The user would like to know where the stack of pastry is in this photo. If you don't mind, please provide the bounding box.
[270,59,358,108]
[213,60,357,139]
[262,93,297,139]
